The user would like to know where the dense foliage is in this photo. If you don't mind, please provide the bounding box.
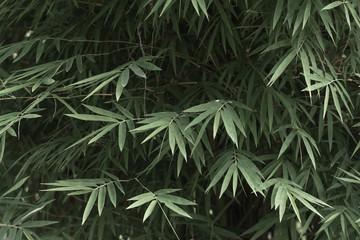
[1,0,360,239]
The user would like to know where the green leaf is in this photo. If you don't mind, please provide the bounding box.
[82,75,117,101]
[98,187,106,216]
[127,194,154,209]
[118,122,127,151]
[197,0,209,19]
[300,49,311,98]
[143,200,157,222]
[1,176,29,197]
[141,125,167,144]
[322,1,343,10]
[0,134,6,163]
[23,230,34,240]
[213,111,221,139]
[107,183,117,207]
[273,0,284,29]
[154,189,181,195]
[0,82,33,96]
[65,57,74,72]
[163,201,192,218]
[220,164,236,198]
[120,68,130,87]
[232,165,238,197]
[302,0,311,29]
[301,135,316,169]
[114,181,125,195]
[136,61,161,71]
[157,194,196,206]
[36,40,45,63]
[330,85,343,121]
[191,0,200,15]
[88,123,117,144]
[185,108,216,129]
[274,186,287,222]
[220,108,238,147]
[268,49,297,86]
[206,160,233,192]
[83,104,124,120]
[21,220,58,228]
[278,130,296,159]
[184,101,221,113]
[116,77,124,101]
[168,123,176,154]
[174,126,187,160]
[76,55,83,73]
[287,192,301,222]
[129,64,146,78]
[66,114,118,123]
[82,189,99,225]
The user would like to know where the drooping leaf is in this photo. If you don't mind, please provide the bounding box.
[82,189,99,225]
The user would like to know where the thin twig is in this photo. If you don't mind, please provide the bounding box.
[157,201,181,240]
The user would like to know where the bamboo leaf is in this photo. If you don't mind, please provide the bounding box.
[1,176,29,197]
[120,68,130,87]
[213,111,221,139]
[143,200,157,222]
[82,189,99,225]
[88,123,117,144]
[220,164,236,198]
[129,64,146,78]
[322,1,343,11]
[107,183,117,207]
[278,130,297,159]
[21,220,58,228]
[168,123,176,154]
[66,114,118,122]
[220,108,238,147]
[268,49,297,86]
[136,61,161,71]
[76,55,83,73]
[36,40,45,63]
[273,0,284,29]
[163,201,192,218]
[127,195,154,209]
[97,187,106,216]
[118,122,127,151]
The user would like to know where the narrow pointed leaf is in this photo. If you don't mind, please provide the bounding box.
[107,182,117,207]
[82,189,99,225]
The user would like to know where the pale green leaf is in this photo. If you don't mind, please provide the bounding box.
[168,123,176,154]
[107,182,117,207]
[97,187,106,216]
[127,195,154,209]
[65,114,118,123]
[220,164,236,198]
[163,201,192,218]
[220,108,238,147]
[82,189,99,225]
[322,1,343,10]
[143,200,157,222]
[118,122,126,151]
[120,68,130,87]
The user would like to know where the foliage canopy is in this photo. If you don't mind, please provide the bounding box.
[1,0,360,239]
